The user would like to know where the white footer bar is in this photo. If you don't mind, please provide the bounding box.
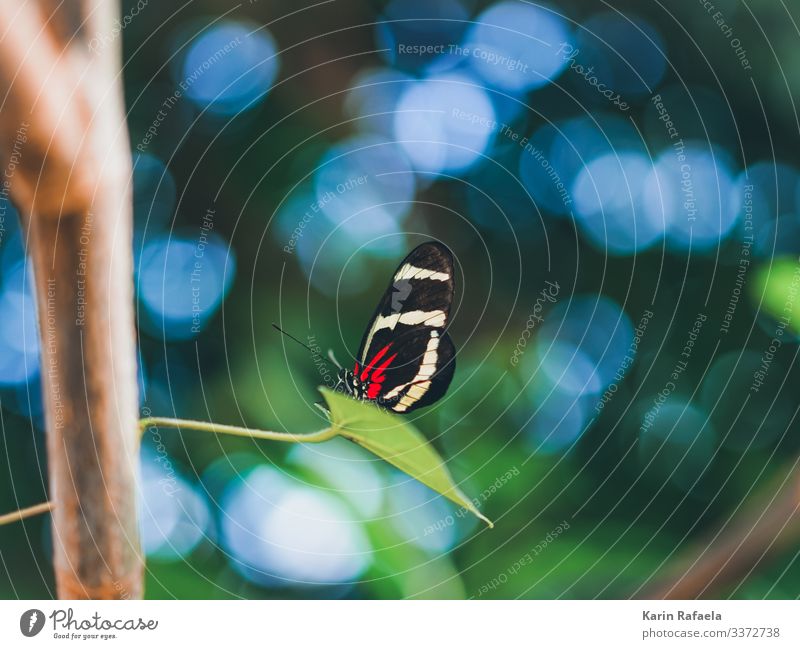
[1,600,797,648]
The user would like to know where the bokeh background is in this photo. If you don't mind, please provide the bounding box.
[3,0,800,598]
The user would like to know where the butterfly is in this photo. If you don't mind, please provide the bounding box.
[337,242,456,413]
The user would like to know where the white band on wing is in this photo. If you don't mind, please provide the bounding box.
[395,263,450,282]
[361,309,447,363]
[386,331,441,411]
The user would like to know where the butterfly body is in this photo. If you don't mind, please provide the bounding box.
[338,242,456,413]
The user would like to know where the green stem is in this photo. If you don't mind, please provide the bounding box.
[1,417,339,525]
[138,416,338,443]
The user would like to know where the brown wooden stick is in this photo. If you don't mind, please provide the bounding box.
[0,0,142,598]
[639,462,800,599]
[0,501,54,526]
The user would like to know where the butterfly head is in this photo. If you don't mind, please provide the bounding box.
[337,368,365,399]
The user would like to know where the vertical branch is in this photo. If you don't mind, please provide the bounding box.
[0,0,142,598]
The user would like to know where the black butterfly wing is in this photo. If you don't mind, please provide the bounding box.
[374,327,456,413]
[354,242,456,412]
[356,242,454,363]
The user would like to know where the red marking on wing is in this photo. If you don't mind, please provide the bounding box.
[360,344,392,381]
[371,353,397,382]
[365,352,397,400]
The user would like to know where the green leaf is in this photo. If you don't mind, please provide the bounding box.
[319,387,493,528]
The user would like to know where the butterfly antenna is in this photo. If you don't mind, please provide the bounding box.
[271,323,316,353]
[271,323,339,375]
